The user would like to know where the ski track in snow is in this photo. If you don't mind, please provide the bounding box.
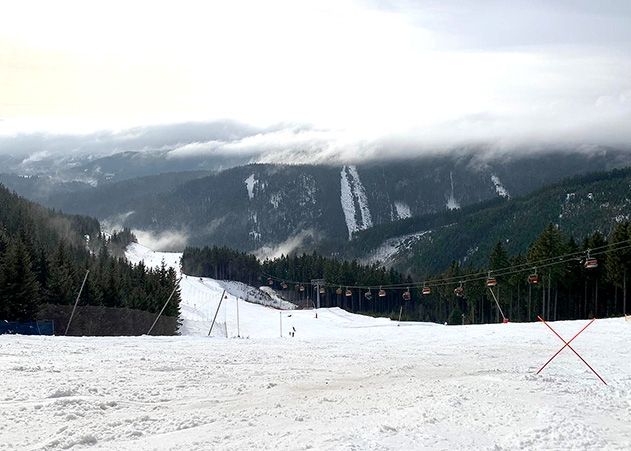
[340,165,373,240]
[2,243,629,450]
[491,174,510,198]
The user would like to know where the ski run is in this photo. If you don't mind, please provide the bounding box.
[0,243,630,450]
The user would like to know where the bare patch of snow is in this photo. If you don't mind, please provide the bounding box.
[340,165,373,240]
[394,201,412,220]
[491,175,510,198]
[365,231,430,265]
[446,171,460,210]
[244,173,257,200]
[270,192,281,209]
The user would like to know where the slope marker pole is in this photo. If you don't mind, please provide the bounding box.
[488,286,508,323]
[64,269,90,336]
[147,277,182,335]
[208,290,226,337]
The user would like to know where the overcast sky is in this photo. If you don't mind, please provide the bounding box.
[1,0,630,156]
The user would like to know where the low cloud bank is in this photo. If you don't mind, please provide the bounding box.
[253,230,316,260]
[133,229,189,252]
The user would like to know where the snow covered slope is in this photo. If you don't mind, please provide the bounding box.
[340,165,373,239]
[2,318,630,450]
[126,242,390,338]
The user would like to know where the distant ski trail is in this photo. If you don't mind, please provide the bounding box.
[340,165,373,239]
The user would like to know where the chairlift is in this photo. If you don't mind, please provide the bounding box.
[319,287,326,294]
[299,284,305,292]
[364,290,372,300]
[583,250,598,269]
[454,281,464,297]
[486,276,497,288]
[267,278,274,286]
[345,288,352,297]
[378,287,387,298]
[336,287,343,296]
[584,258,598,269]
[422,284,431,295]
[402,288,411,301]
[527,268,539,285]
[281,282,288,289]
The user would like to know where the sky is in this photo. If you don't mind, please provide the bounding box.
[1,0,631,158]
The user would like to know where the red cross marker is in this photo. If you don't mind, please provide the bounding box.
[536,315,607,385]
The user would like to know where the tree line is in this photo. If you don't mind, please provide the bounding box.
[0,185,181,323]
[182,222,631,324]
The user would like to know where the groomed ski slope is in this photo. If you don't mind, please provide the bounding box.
[125,242,388,338]
[0,243,629,450]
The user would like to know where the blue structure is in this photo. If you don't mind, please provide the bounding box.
[0,320,55,335]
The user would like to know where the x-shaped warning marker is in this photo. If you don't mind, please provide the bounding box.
[536,315,607,385]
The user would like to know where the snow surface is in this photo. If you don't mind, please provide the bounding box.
[125,243,298,336]
[125,242,182,276]
[446,171,460,210]
[394,201,412,220]
[244,173,257,200]
[4,242,627,449]
[365,231,430,265]
[340,165,373,240]
[2,319,630,450]
[491,174,510,198]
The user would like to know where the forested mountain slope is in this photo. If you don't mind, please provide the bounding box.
[0,183,181,330]
[350,167,631,275]
[23,149,630,254]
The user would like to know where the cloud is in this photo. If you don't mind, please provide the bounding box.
[253,229,317,260]
[132,229,189,252]
[1,1,631,162]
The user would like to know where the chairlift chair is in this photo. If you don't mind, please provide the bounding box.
[527,268,539,285]
[378,287,387,298]
[454,282,464,297]
[345,288,353,297]
[584,258,598,269]
[402,288,411,301]
[364,290,372,300]
[422,286,431,295]
[527,273,539,285]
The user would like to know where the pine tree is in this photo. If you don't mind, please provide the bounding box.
[0,239,41,321]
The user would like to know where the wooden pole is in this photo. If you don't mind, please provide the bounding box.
[64,269,89,336]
